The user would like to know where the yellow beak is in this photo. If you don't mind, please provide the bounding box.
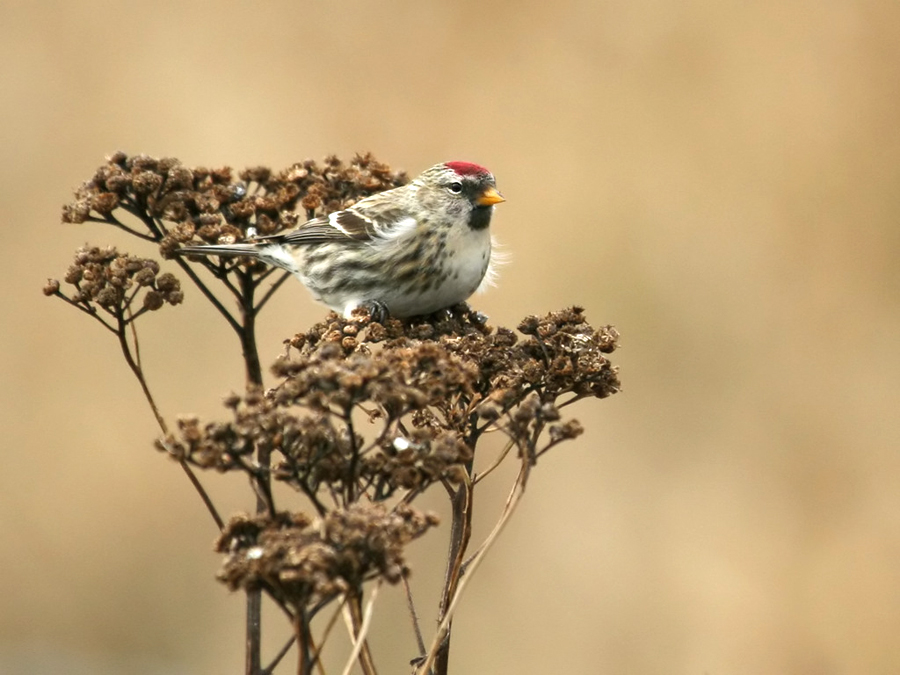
[476,187,505,206]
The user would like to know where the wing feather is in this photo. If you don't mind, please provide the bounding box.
[252,210,371,247]
[257,204,413,247]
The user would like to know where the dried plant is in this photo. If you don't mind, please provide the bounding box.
[47,152,620,675]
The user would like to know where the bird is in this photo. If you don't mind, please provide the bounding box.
[177,161,505,320]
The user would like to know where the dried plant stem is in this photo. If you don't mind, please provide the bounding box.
[416,460,530,675]
[403,575,427,658]
[116,308,167,433]
[247,594,263,675]
[257,270,293,312]
[432,476,473,674]
[345,591,379,675]
[115,307,225,529]
[48,290,117,332]
[239,271,264,386]
[170,255,242,333]
[178,460,224,530]
[308,598,347,674]
[263,635,296,675]
[293,611,310,675]
[340,582,382,675]
[232,271,270,675]
[473,437,515,485]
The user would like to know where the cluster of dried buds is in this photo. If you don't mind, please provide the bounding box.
[61,151,408,261]
[159,304,619,607]
[215,505,439,611]
[44,245,183,320]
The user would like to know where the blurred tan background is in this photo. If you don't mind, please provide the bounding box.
[3,1,900,673]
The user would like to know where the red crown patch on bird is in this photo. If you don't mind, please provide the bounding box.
[445,161,490,176]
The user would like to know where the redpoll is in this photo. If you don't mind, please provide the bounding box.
[178,161,505,320]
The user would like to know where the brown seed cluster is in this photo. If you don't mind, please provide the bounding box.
[160,304,619,607]
[61,152,408,261]
[160,304,619,502]
[215,504,439,609]
[45,245,183,317]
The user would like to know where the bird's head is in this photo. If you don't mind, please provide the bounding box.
[416,161,505,230]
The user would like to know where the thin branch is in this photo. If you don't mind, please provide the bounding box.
[126,305,144,370]
[238,268,265,386]
[556,392,587,409]
[114,309,167,434]
[215,262,246,301]
[296,476,328,518]
[117,200,166,239]
[255,270,293,313]
[309,597,348,673]
[431,473,473,675]
[86,214,157,240]
[416,461,530,675]
[472,436,515,486]
[177,460,224,530]
[235,266,266,675]
[473,384,542,436]
[535,437,571,459]
[114,309,224,529]
[402,575,427,659]
[291,609,309,675]
[261,634,296,675]
[356,414,400,461]
[341,583,382,675]
[344,410,360,504]
[124,305,153,324]
[51,292,118,333]
[256,266,281,283]
[170,255,242,334]
[397,484,426,507]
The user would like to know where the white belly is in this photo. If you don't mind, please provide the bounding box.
[344,226,496,318]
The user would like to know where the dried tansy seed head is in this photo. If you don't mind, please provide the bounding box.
[61,152,408,264]
[90,192,119,214]
[155,305,621,617]
[47,246,183,316]
[159,304,619,502]
[214,504,438,608]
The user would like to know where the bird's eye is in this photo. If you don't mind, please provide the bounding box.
[448,182,463,194]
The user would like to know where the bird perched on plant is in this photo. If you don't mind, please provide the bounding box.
[177,161,505,320]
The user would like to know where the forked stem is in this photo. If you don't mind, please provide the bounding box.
[416,460,530,675]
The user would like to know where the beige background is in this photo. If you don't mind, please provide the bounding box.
[3,1,900,673]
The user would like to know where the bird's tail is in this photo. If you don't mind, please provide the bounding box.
[177,243,261,259]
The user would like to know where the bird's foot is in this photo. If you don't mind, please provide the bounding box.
[452,302,488,326]
[358,299,390,324]
[468,309,489,326]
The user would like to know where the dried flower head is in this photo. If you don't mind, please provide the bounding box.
[62,152,408,263]
[159,304,619,503]
[46,246,182,324]
[215,504,439,610]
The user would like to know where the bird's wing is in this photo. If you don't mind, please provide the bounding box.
[259,198,413,247]
[266,210,373,246]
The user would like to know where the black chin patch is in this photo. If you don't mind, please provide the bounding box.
[468,205,493,231]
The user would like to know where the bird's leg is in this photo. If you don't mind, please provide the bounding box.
[469,309,489,326]
[456,302,488,326]
[359,299,390,324]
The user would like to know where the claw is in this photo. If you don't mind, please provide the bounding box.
[457,302,488,325]
[360,299,390,324]
[470,310,489,325]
